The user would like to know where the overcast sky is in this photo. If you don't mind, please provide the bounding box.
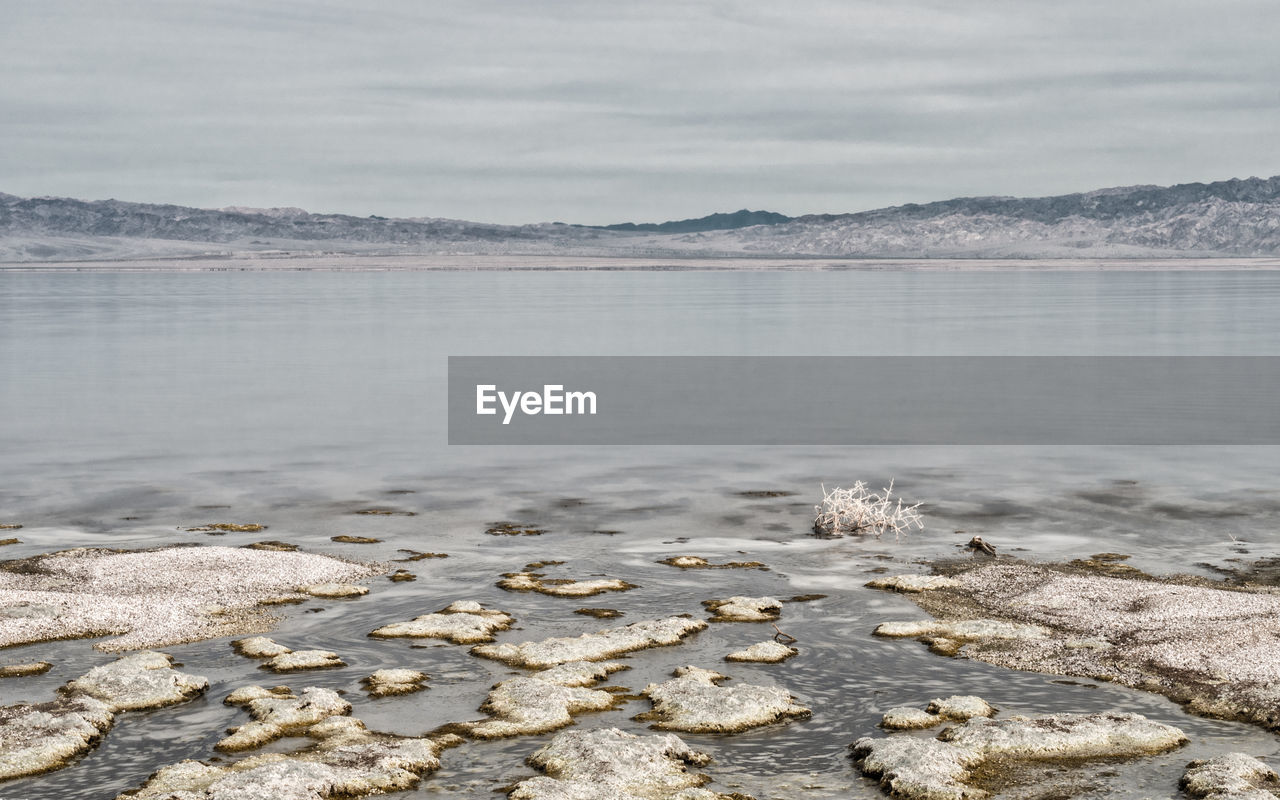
[3,1,1278,225]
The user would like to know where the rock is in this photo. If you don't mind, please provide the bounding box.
[119,717,453,800]
[884,561,1280,732]
[184,523,266,533]
[472,616,708,669]
[301,583,369,598]
[486,522,544,536]
[0,538,19,546]
[363,669,428,698]
[66,651,208,712]
[241,541,298,551]
[640,665,810,733]
[703,596,783,622]
[659,555,766,570]
[852,710,1187,799]
[0,524,22,530]
[233,638,344,672]
[0,545,380,652]
[881,707,942,730]
[233,636,292,658]
[1182,752,1280,799]
[866,574,963,593]
[967,536,997,556]
[927,695,998,721]
[498,571,636,598]
[455,661,626,739]
[874,618,1048,642]
[0,652,206,780]
[724,641,797,663]
[939,711,1188,756]
[878,697,997,732]
[331,536,381,544]
[853,735,973,799]
[0,694,115,781]
[0,661,52,678]
[389,569,416,582]
[264,650,345,673]
[574,608,623,619]
[507,727,738,800]
[370,601,514,644]
[217,686,351,751]
[396,550,448,561]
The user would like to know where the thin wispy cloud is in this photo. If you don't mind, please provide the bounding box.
[2,0,1277,223]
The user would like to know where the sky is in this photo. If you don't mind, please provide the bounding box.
[2,1,1278,225]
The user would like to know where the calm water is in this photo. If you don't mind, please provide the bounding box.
[2,268,1280,798]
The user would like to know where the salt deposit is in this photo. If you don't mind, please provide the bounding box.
[852,709,1187,799]
[703,596,783,622]
[507,727,738,800]
[370,600,514,644]
[472,616,707,669]
[0,545,379,651]
[640,665,810,733]
[875,561,1280,730]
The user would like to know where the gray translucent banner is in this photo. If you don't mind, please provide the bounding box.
[448,357,1280,445]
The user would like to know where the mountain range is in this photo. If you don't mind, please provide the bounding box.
[3,175,1279,262]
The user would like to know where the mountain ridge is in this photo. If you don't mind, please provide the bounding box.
[3,175,1280,262]
[596,209,792,233]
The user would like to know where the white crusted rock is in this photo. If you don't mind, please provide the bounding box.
[217,686,351,751]
[927,695,998,721]
[119,718,451,800]
[0,545,380,652]
[703,596,783,622]
[472,616,707,669]
[659,555,765,570]
[0,652,206,780]
[264,649,345,673]
[1182,752,1280,800]
[0,694,115,781]
[498,572,636,598]
[724,640,797,663]
[508,727,738,800]
[880,706,942,730]
[363,669,428,698]
[64,651,208,712]
[867,574,963,593]
[233,636,292,658]
[301,583,369,598]
[0,661,52,678]
[456,661,625,739]
[851,735,976,799]
[641,665,810,734]
[883,562,1280,733]
[853,711,1187,800]
[874,619,1048,641]
[370,601,514,644]
[939,712,1188,758]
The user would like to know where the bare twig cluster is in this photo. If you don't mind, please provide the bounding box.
[813,481,924,538]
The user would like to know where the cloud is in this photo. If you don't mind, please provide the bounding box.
[2,0,1277,223]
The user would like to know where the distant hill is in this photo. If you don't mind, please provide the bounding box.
[595,209,792,234]
[3,176,1280,262]
[707,175,1280,258]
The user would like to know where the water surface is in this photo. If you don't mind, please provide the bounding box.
[2,268,1280,798]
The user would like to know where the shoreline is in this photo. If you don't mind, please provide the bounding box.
[5,254,1280,272]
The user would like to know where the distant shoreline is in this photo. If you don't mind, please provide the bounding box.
[5,254,1280,272]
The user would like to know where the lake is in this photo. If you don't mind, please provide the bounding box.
[2,266,1280,798]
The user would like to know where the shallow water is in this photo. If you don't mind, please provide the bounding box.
[2,268,1280,798]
